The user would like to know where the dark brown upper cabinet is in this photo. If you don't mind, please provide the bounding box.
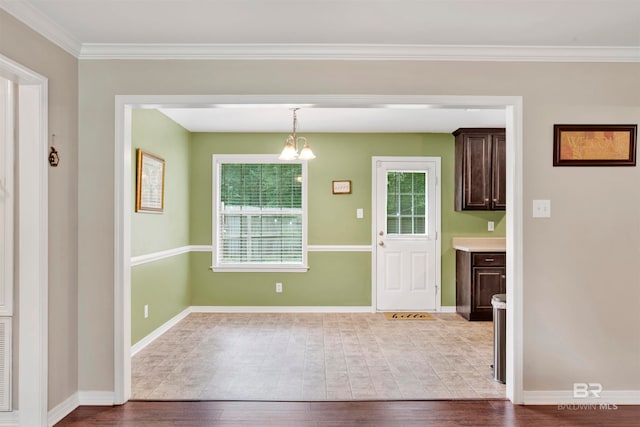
[454,128,506,211]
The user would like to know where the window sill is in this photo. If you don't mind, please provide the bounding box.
[210,265,309,273]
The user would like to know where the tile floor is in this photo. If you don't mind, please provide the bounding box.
[131,312,505,401]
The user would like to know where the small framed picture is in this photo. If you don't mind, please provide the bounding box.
[136,149,165,213]
[553,124,637,166]
[332,180,352,194]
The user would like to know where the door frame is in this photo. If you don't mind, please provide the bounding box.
[115,94,523,404]
[371,156,442,312]
[0,54,49,426]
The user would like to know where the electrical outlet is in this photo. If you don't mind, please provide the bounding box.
[356,208,364,219]
[144,304,149,319]
[276,282,283,293]
[488,221,494,232]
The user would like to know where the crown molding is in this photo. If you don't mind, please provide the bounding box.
[0,0,81,57]
[79,43,640,62]
[1,2,638,64]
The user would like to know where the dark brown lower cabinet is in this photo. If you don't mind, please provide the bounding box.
[456,251,506,321]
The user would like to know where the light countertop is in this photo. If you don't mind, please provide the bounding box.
[452,237,506,252]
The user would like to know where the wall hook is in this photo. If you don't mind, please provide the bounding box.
[49,134,59,167]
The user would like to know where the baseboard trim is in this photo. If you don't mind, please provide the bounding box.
[0,411,18,427]
[523,390,640,405]
[439,306,456,313]
[191,306,375,313]
[131,307,192,356]
[48,392,78,426]
[78,391,115,406]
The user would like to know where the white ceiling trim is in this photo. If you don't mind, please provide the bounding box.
[80,43,640,62]
[2,0,639,63]
[0,0,81,57]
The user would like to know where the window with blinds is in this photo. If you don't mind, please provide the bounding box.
[212,156,308,271]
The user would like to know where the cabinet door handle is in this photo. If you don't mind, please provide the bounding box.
[485,258,494,262]
[501,275,506,279]
[485,198,489,201]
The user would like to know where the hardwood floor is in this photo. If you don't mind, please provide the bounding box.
[56,400,639,426]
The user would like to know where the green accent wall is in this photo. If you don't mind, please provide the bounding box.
[131,109,191,344]
[131,109,191,256]
[189,132,505,307]
[131,119,506,344]
[190,252,371,306]
[131,254,191,344]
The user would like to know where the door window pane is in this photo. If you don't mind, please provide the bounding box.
[386,171,428,235]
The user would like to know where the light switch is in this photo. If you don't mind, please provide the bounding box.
[356,208,364,219]
[532,199,551,218]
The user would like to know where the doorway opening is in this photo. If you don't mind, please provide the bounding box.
[115,95,523,404]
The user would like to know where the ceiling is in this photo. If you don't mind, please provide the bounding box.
[5,0,640,48]
[3,0,637,132]
[159,106,506,133]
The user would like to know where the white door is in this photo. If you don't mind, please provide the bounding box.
[374,158,440,311]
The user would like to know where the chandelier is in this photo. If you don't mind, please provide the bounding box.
[279,108,315,160]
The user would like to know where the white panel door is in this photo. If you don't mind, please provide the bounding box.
[375,158,440,311]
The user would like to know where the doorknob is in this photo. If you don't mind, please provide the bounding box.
[378,241,385,247]
[379,231,384,236]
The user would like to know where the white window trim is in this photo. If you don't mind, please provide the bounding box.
[211,154,309,272]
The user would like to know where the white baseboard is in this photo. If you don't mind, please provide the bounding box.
[0,411,18,427]
[524,390,640,405]
[439,306,456,313]
[78,391,115,406]
[191,306,375,313]
[48,392,78,426]
[131,307,192,356]
[46,391,112,427]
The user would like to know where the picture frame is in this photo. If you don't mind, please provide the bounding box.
[553,124,637,166]
[136,149,165,212]
[332,180,352,194]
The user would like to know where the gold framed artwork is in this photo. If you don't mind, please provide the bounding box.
[135,149,165,213]
[553,124,637,166]
[332,180,352,194]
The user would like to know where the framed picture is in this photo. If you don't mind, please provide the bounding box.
[136,149,165,212]
[332,180,352,194]
[553,124,637,166]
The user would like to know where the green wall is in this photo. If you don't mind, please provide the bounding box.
[131,119,506,344]
[189,132,505,307]
[131,110,191,256]
[190,252,371,306]
[131,254,191,344]
[131,109,191,344]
